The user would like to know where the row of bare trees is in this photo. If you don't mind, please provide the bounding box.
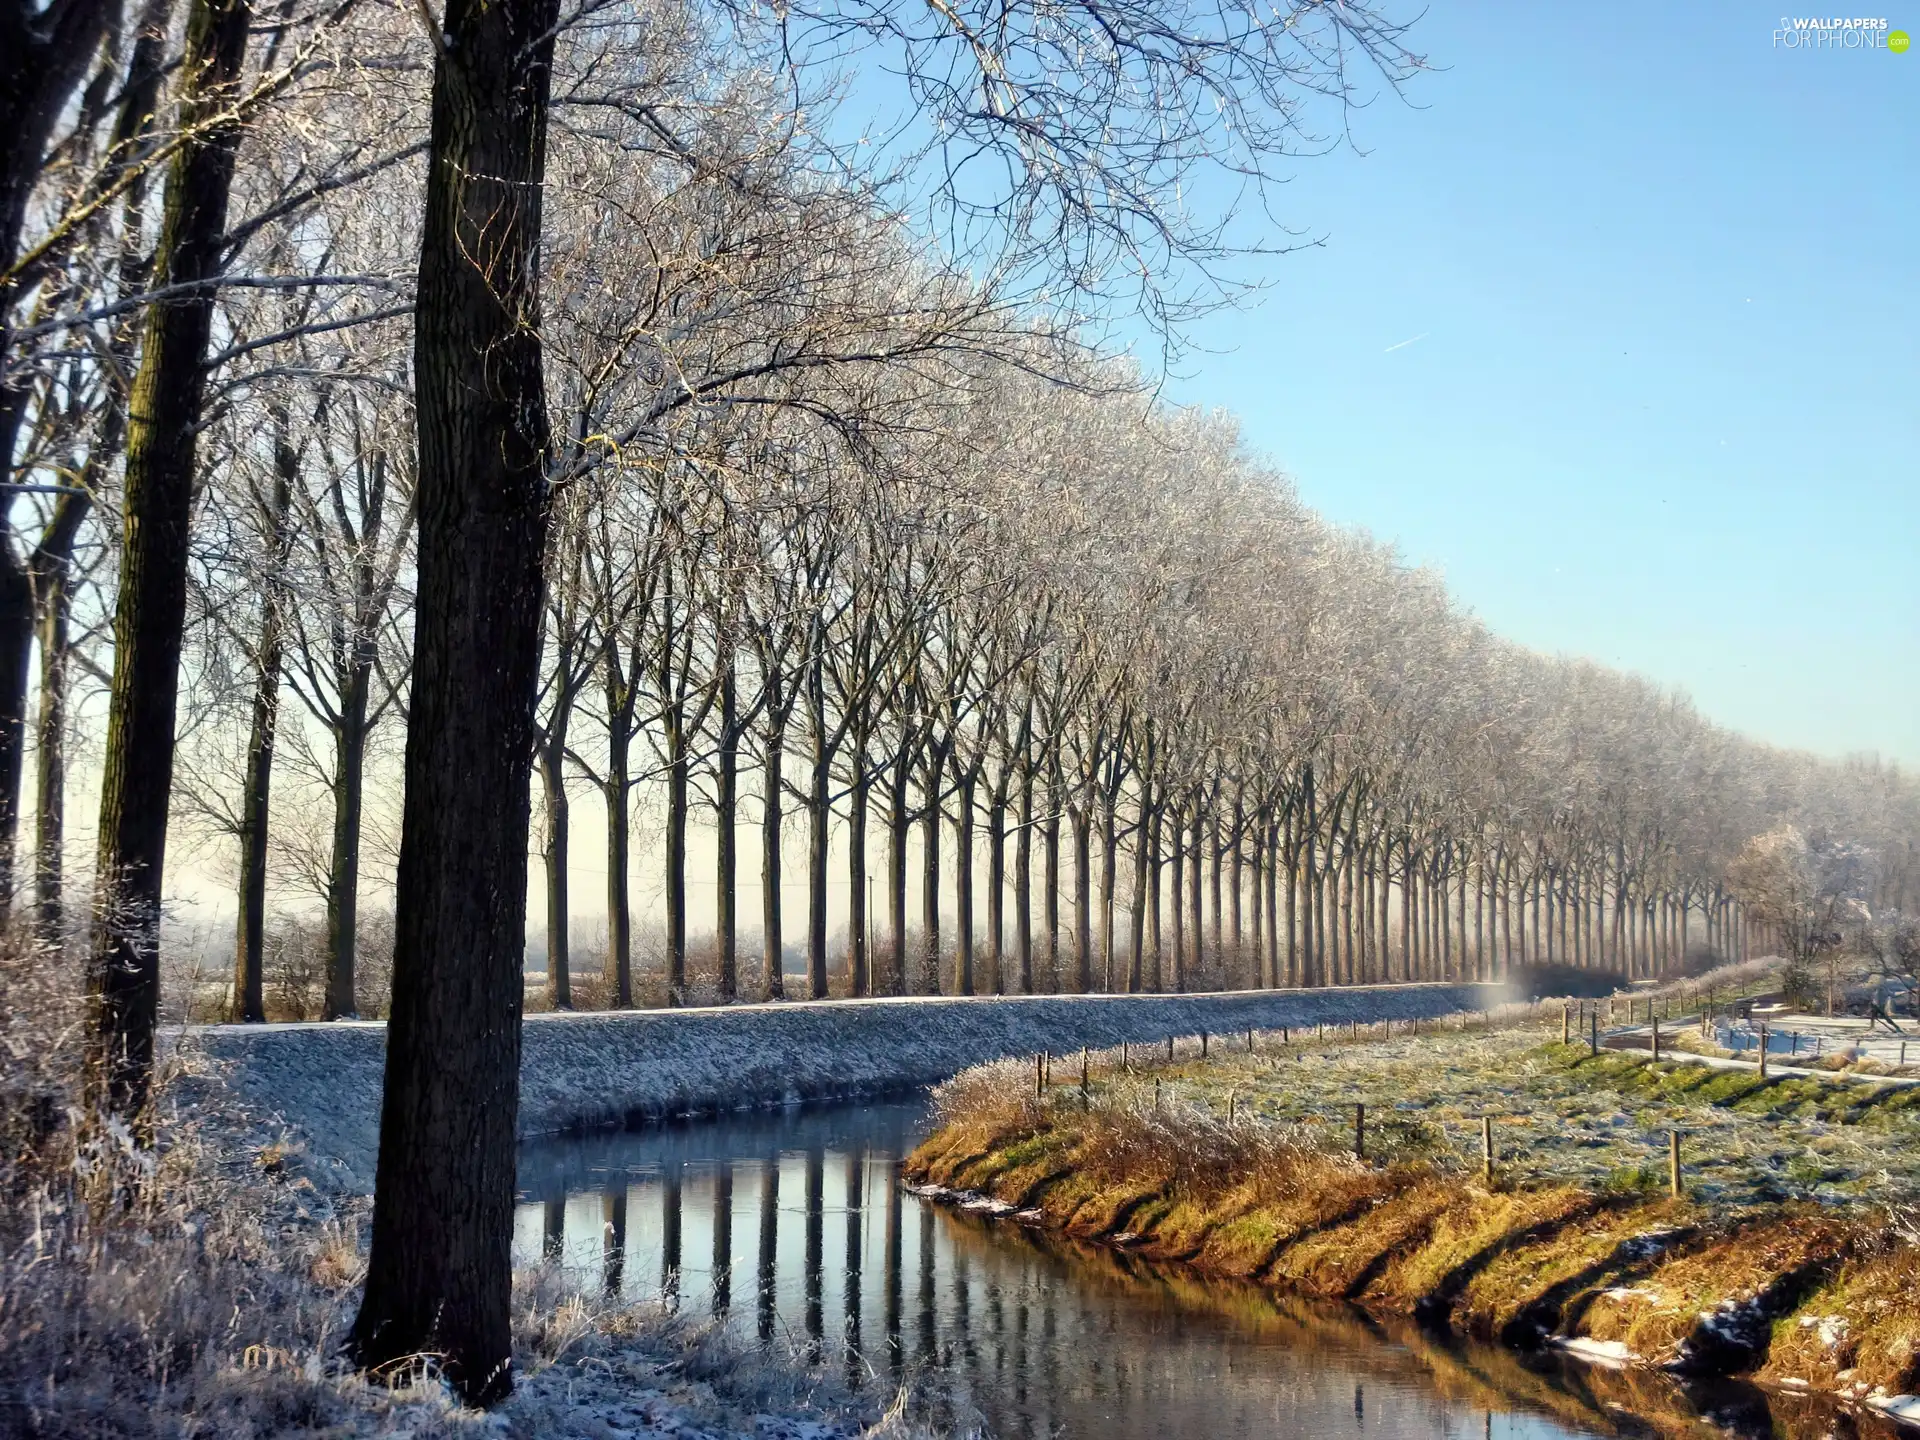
[5,0,1914,1404]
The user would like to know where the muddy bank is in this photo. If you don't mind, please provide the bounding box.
[186,983,1495,1190]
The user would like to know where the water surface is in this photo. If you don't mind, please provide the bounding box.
[514,1099,1893,1440]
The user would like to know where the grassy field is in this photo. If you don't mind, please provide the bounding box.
[904,1002,1920,1427]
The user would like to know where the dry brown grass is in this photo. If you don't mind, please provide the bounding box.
[910,1048,1920,1407]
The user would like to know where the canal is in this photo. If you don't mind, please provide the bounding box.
[514,1098,1898,1439]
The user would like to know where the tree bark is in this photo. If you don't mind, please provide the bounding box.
[233,426,296,1022]
[847,750,869,996]
[954,764,975,995]
[323,674,370,1019]
[715,651,737,1002]
[1071,799,1092,992]
[0,0,119,923]
[888,745,911,995]
[89,0,252,1116]
[31,495,88,942]
[666,701,689,1004]
[603,725,631,1007]
[1042,768,1061,991]
[985,768,1007,993]
[1014,759,1033,993]
[920,754,940,994]
[761,723,786,1000]
[349,0,559,1400]
[539,738,571,1009]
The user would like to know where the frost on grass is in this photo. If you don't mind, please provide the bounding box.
[0,940,970,1440]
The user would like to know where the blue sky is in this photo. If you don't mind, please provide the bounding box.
[1136,3,1917,764]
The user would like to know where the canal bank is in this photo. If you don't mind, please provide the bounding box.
[902,1018,1920,1433]
[187,982,1498,1191]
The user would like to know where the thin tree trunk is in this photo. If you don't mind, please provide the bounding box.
[1042,769,1061,992]
[323,685,370,1019]
[715,655,737,1002]
[1208,803,1224,965]
[1187,808,1203,989]
[603,744,631,1007]
[1071,800,1092,993]
[1014,760,1033,993]
[1147,802,1165,991]
[986,772,1007,993]
[31,496,88,943]
[921,757,941,994]
[847,750,869,997]
[762,723,786,1000]
[1127,793,1148,993]
[954,766,975,995]
[233,429,294,1022]
[666,703,689,1004]
[804,665,831,999]
[540,735,572,1010]
[1170,807,1185,990]
[889,747,911,996]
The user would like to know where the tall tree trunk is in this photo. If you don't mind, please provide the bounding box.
[90,0,252,1116]
[231,409,296,1023]
[954,765,975,995]
[665,703,689,1004]
[603,732,631,1007]
[1098,789,1117,991]
[888,747,911,996]
[1071,800,1092,993]
[0,561,30,922]
[805,704,830,1001]
[0,0,118,928]
[847,748,869,997]
[1187,808,1203,989]
[986,771,1007,993]
[1014,761,1033,993]
[1148,802,1165,991]
[1208,803,1223,964]
[323,678,369,1018]
[1248,810,1264,984]
[715,656,737,1002]
[349,0,561,1400]
[920,757,940,994]
[32,495,89,942]
[539,737,571,1009]
[1042,768,1061,991]
[761,722,786,1000]
[1128,794,1148,993]
[1170,807,1185,990]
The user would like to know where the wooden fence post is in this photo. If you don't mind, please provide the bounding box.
[1200,1030,1209,1059]
[1562,1004,1570,1045]
[1035,1053,1045,1097]
[1669,1130,1682,1198]
[1482,1115,1495,1186]
[1652,1018,1661,1062]
[1355,1102,1366,1161]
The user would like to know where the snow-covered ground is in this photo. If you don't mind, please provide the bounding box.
[185,984,1496,1189]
